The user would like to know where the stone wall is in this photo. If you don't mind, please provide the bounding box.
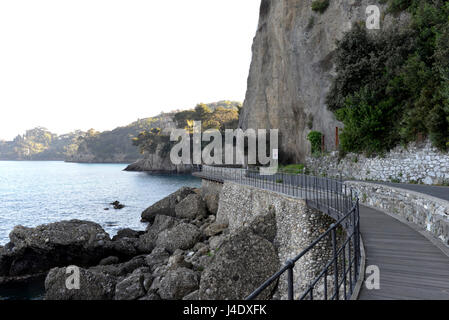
[215,181,336,299]
[306,141,449,185]
[347,181,449,246]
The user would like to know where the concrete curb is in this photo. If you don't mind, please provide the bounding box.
[350,235,366,300]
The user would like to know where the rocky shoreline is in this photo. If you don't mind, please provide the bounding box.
[0,185,279,300]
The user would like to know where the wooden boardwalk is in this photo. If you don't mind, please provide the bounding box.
[358,206,449,300]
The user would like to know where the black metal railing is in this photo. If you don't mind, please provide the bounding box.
[192,165,361,300]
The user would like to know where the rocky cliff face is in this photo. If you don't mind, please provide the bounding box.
[239,0,404,162]
[124,144,192,173]
[66,152,138,164]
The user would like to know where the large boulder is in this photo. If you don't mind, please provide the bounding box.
[141,187,195,222]
[89,255,147,278]
[203,193,220,215]
[137,215,180,253]
[203,222,228,238]
[158,267,199,300]
[175,194,207,220]
[155,223,201,253]
[246,210,277,243]
[107,237,139,258]
[0,220,112,277]
[45,267,116,300]
[199,229,280,300]
[112,228,144,241]
[115,268,152,300]
[145,247,170,272]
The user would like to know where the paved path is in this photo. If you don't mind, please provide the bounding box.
[358,205,449,300]
[197,170,449,299]
[367,181,449,202]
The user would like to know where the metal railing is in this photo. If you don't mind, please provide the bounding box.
[192,165,361,300]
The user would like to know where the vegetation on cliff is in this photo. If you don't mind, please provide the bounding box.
[67,117,171,162]
[0,127,83,160]
[328,0,449,155]
[132,101,241,158]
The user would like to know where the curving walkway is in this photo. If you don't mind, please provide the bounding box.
[369,181,449,202]
[196,167,449,299]
[359,205,449,300]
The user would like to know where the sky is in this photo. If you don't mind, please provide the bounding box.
[0,0,260,140]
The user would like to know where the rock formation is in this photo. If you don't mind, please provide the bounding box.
[239,0,406,162]
[1,184,280,300]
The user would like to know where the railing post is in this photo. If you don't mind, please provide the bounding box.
[356,199,360,277]
[287,260,294,300]
[332,226,339,300]
[353,207,359,285]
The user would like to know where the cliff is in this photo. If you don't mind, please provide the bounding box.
[239,0,407,162]
[0,128,83,161]
[65,115,176,164]
[125,101,241,172]
[123,144,192,173]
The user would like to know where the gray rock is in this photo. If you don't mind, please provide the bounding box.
[112,228,144,241]
[247,209,277,243]
[147,215,180,234]
[185,245,212,272]
[175,194,207,220]
[145,247,170,272]
[45,267,116,300]
[99,256,120,266]
[108,237,139,258]
[199,230,279,300]
[141,187,195,222]
[208,236,225,251]
[139,292,161,300]
[89,255,147,278]
[204,193,219,215]
[115,268,151,300]
[182,290,199,300]
[158,267,199,300]
[155,223,201,253]
[193,242,208,251]
[137,215,179,253]
[1,220,112,277]
[203,222,228,238]
[124,142,193,173]
[167,254,193,271]
[152,265,169,278]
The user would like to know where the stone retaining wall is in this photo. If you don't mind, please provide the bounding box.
[306,141,449,185]
[215,181,336,299]
[346,181,449,246]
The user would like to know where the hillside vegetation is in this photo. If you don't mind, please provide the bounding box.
[328,0,449,155]
[132,101,241,158]
[66,117,173,163]
[0,127,83,160]
[0,101,241,162]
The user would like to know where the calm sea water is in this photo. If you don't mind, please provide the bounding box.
[0,161,201,245]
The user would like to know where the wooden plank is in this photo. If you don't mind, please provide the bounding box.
[359,206,449,300]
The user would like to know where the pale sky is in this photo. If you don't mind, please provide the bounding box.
[0,0,260,140]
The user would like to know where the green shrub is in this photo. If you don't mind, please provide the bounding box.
[311,0,329,13]
[327,1,449,154]
[307,131,323,155]
[279,164,305,174]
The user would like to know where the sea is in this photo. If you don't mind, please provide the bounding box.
[0,161,201,300]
